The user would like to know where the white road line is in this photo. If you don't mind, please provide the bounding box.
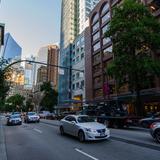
[75,148,99,160]
[33,128,42,134]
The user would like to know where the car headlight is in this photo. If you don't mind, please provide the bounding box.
[85,128,97,133]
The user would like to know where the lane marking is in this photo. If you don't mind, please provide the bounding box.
[33,128,42,134]
[75,148,99,160]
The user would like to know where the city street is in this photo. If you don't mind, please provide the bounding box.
[0,116,160,160]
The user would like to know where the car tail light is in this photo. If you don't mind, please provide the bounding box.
[150,123,157,129]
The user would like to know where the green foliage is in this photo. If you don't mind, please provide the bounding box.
[24,99,34,112]
[5,94,25,112]
[40,82,58,112]
[105,0,160,115]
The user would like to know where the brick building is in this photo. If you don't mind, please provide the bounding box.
[85,0,160,115]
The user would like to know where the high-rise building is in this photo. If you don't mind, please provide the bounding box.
[59,0,100,106]
[47,45,59,90]
[79,0,100,34]
[71,32,85,109]
[24,56,36,90]
[1,33,22,62]
[34,45,59,90]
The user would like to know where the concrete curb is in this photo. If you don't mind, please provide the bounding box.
[0,116,7,160]
[111,136,160,151]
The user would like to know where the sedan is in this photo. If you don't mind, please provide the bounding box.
[24,112,40,123]
[150,122,160,143]
[7,115,22,126]
[139,113,160,128]
[59,115,110,142]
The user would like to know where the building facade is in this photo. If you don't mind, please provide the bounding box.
[1,33,22,62]
[71,32,85,105]
[59,0,100,106]
[85,0,160,115]
[47,45,59,90]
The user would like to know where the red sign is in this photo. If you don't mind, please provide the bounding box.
[103,82,110,95]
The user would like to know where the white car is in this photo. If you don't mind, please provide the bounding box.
[7,115,22,126]
[59,115,110,142]
[24,112,40,123]
[39,111,52,119]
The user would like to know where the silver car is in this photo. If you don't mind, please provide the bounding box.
[59,115,110,142]
[150,122,160,143]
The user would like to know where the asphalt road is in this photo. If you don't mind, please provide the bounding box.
[1,118,160,160]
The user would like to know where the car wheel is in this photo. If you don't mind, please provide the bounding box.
[155,129,160,143]
[78,131,85,142]
[60,126,65,135]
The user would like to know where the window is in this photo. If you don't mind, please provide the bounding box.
[92,22,99,32]
[72,84,75,90]
[81,80,84,88]
[93,32,100,41]
[93,53,101,64]
[101,3,109,15]
[92,13,99,24]
[72,59,75,65]
[103,45,112,54]
[94,89,103,97]
[72,74,75,81]
[76,72,80,79]
[101,12,110,24]
[103,37,111,46]
[93,64,101,73]
[93,42,100,52]
[76,56,80,62]
[76,82,80,89]
[81,53,84,59]
[102,24,109,34]
[94,76,102,85]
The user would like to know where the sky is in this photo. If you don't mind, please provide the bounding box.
[0,0,61,58]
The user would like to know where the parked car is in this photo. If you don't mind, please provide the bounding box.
[139,113,160,128]
[39,111,53,119]
[24,112,40,123]
[59,115,110,142]
[7,114,22,126]
[150,122,160,143]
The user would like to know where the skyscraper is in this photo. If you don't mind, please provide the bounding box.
[1,33,22,62]
[59,0,100,105]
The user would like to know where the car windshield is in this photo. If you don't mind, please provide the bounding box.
[11,115,20,119]
[28,112,36,115]
[77,116,96,123]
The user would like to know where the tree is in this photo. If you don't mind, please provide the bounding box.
[40,82,58,112]
[24,99,34,112]
[105,0,160,116]
[5,94,25,112]
[0,59,11,111]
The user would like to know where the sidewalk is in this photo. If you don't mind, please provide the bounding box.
[0,115,7,160]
